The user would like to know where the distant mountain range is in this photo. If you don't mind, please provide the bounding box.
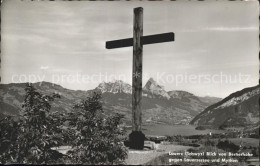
[94,78,222,124]
[0,78,221,125]
[190,85,259,129]
[0,82,88,118]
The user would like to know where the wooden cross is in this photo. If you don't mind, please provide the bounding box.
[106,7,174,148]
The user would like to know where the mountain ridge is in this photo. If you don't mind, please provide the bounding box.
[0,79,221,124]
[190,85,259,128]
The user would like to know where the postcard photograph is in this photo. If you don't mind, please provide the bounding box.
[0,0,259,165]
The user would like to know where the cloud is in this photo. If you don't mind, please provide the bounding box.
[180,26,258,32]
[40,66,49,70]
[205,26,258,31]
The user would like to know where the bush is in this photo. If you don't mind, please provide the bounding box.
[66,92,127,164]
[0,85,127,164]
[0,83,64,164]
[251,147,259,157]
[0,116,20,163]
[195,126,206,130]
[217,140,239,153]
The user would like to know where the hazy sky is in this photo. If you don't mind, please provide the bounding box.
[1,0,259,98]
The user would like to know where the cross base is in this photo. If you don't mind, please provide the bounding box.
[128,131,145,150]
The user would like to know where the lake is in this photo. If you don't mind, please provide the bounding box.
[142,124,225,136]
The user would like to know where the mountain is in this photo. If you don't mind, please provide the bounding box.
[89,78,221,124]
[190,85,259,128]
[0,82,90,118]
[168,91,221,106]
[198,96,223,106]
[0,79,221,125]
[143,78,170,99]
[96,80,132,94]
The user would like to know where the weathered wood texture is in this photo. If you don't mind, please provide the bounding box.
[105,32,174,49]
[105,7,175,136]
[132,7,143,132]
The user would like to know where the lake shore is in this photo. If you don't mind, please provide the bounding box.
[142,124,225,136]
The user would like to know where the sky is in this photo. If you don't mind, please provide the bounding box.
[1,0,259,98]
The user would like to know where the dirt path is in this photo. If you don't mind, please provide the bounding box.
[54,144,192,165]
[125,144,191,165]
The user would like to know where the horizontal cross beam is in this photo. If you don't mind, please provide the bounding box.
[106,32,174,49]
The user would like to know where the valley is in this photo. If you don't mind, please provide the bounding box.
[1,80,259,165]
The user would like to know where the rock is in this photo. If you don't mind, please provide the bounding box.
[144,141,156,150]
[147,135,167,143]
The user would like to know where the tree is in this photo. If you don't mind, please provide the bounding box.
[0,83,64,164]
[19,83,64,164]
[0,116,20,163]
[217,140,239,153]
[66,92,127,164]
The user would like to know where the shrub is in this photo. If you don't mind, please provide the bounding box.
[0,116,20,163]
[0,83,64,164]
[217,140,239,153]
[66,92,127,164]
[195,126,206,130]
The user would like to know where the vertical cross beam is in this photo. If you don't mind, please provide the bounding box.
[132,7,143,132]
[105,7,174,149]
